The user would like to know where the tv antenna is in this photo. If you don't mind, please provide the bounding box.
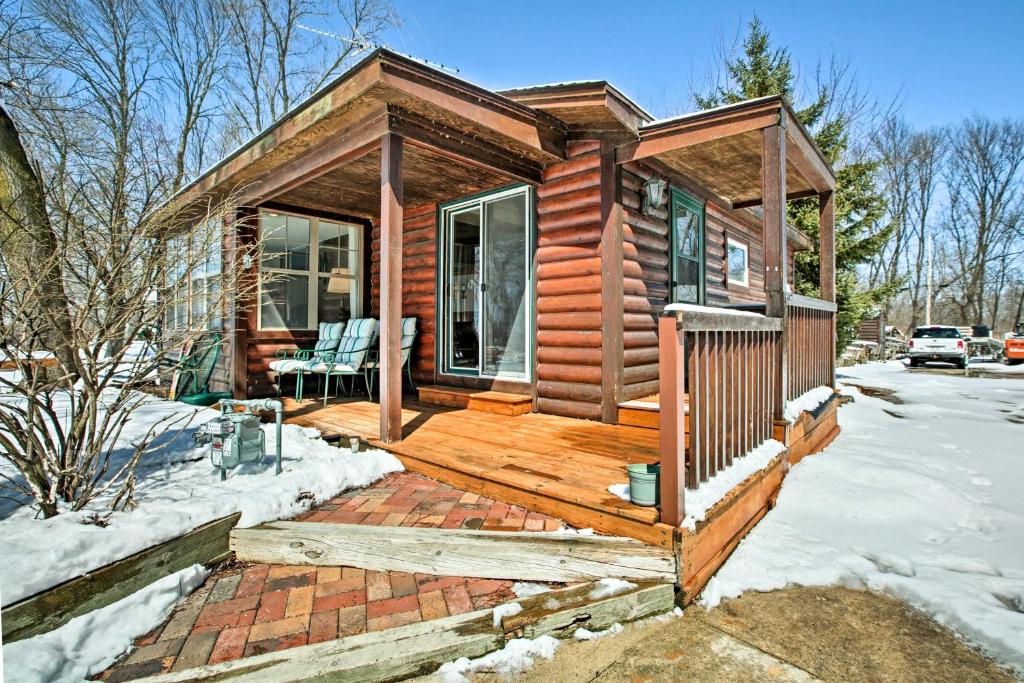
[296,24,460,74]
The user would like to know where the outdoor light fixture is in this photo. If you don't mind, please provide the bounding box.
[642,175,668,215]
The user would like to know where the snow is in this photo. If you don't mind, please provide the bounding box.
[663,303,766,318]
[784,385,834,421]
[607,482,631,502]
[573,623,624,640]
[492,601,523,627]
[968,361,1024,376]
[681,439,787,531]
[703,360,1024,674]
[589,578,637,600]
[437,635,560,683]
[3,564,208,682]
[511,582,550,598]
[0,391,403,605]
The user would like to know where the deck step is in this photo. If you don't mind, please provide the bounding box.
[617,400,660,429]
[417,385,532,416]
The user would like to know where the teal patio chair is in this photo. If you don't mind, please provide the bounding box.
[269,321,345,400]
[305,318,379,405]
[364,317,418,400]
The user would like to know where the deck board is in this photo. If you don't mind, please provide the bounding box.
[279,397,672,544]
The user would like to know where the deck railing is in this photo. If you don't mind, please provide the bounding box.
[785,294,837,401]
[658,306,784,526]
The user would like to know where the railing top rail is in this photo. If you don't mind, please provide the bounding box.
[662,304,784,333]
[786,293,838,313]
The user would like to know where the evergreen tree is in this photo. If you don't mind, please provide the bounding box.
[697,17,895,350]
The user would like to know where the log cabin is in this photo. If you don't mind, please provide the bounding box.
[172,49,841,599]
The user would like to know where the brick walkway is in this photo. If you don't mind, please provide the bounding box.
[99,472,566,681]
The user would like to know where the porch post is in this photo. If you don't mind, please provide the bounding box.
[380,132,404,443]
[818,190,835,303]
[819,190,836,385]
[762,122,788,419]
[599,139,624,424]
[658,313,685,526]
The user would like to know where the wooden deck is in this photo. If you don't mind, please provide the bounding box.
[279,397,675,547]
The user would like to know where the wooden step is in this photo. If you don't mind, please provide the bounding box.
[417,385,533,416]
[617,400,660,429]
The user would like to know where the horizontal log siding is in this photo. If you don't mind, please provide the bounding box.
[705,204,766,307]
[536,141,604,420]
[621,163,669,401]
[371,203,437,384]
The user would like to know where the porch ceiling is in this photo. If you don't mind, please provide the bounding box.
[615,96,835,209]
[271,143,515,218]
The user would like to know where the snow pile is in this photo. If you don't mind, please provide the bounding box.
[607,483,631,502]
[573,622,623,640]
[511,582,550,598]
[663,303,766,318]
[783,385,834,421]
[3,565,208,682]
[704,360,1024,673]
[492,601,523,627]
[588,578,637,600]
[0,392,403,604]
[438,635,560,683]
[681,439,786,531]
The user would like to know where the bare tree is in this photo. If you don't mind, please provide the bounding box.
[942,116,1024,327]
[222,0,394,144]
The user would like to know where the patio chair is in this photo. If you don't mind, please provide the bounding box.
[364,317,417,400]
[305,318,380,405]
[269,321,345,400]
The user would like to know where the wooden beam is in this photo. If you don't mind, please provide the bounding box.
[2,513,239,643]
[230,521,676,582]
[380,132,403,443]
[131,582,673,683]
[762,123,788,419]
[599,139,625,423]
[658,314,685,526]
[783,110,836,193]
[730,187,819,209]
[818,191,836,303]
[616,106,780,164]
[239,109,388,204]
[387,107,544,185]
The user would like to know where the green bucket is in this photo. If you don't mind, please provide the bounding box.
[627,463,660,507]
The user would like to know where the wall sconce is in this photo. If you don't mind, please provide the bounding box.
[642,175,667,215]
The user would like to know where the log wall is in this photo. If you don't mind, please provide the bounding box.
[370,202,438,384]
[534,141,606,420]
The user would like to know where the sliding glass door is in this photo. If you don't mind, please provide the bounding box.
[441,187,532,380]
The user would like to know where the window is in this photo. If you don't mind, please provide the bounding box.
[670,189,705,304]
[726,238,749,287]
[166,222,222,331]
[258,210,363,330]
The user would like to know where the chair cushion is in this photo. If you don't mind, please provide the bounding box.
[334,318,379,369]
[306,361,358,374]
[269,358,308,374]
[311,321,346,360]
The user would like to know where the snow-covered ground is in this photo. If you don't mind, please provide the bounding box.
[0,392,402,605]
[703,360,1024,673]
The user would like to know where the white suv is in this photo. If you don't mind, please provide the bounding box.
[908,326,967,369]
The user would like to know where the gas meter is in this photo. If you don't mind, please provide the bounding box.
[194,399,283,480]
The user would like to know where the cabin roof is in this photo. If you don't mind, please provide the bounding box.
[499,80,653,132]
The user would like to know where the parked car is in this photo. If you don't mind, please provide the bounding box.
[907,325,968,368]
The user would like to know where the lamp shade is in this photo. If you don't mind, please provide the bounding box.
[642,176,668,215]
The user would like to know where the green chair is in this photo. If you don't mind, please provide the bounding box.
[364,317,418,400]
[305,318,379,405]
[175,332,225,406]
[270,321,345,400]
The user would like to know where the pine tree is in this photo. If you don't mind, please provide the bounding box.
[697,17,895,350]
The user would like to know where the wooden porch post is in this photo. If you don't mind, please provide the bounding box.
[658,314,685,526]
[818,191,835,303]
[599,139,625,424]
[762,122,788,418]
[380,133,404,443]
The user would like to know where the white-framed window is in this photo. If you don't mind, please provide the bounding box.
[726,237,749,287]
[258,209,363,330]
[167,223,222,331]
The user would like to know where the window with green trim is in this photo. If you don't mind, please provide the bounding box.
[670,189,705,304]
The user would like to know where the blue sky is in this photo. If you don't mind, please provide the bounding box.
[380,1,1024,128]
